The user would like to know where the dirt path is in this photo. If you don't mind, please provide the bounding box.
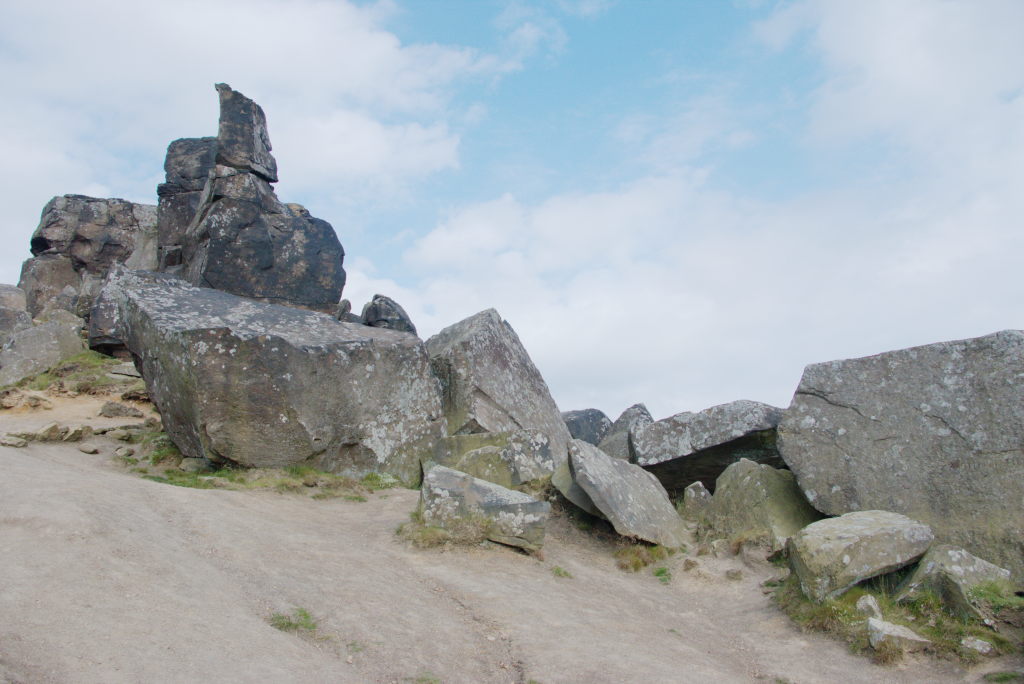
[0,423,1002,683]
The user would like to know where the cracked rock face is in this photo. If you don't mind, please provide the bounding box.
[159,84,346,314]
[19,195,157,317]
[93,268,445,485]
[426,309,571,468]
[420,465,550,552]
[778,330,1024,579]
[634,399,785,494]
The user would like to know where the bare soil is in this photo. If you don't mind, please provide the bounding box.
[1,399,1016,683]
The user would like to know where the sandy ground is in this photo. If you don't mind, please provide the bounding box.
[0,402,1016,683]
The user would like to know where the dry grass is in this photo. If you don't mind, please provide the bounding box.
[396,510,492,549]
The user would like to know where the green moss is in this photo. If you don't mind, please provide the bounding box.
[15,351,128,393]
[269,607,318,633]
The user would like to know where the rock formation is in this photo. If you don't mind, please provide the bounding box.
[895,545,1011,618]
[634,400,785,494]
[561,408,612,446]
[779,330,1024,578]
[93,268,445,485]
[439,429,554,489]
[158,84,346,314]
[361,294,417,334]
[596,403,652,461]
[426,309,571,469]
[0,318,85,387]
[18,195,157,318]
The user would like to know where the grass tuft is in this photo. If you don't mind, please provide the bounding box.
[614,543,676,572]
[551,566,573,578]
[653,566,672,585]
[269,607,318,634]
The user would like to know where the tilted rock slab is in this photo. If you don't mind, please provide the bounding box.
[787,510,934,602]
[552,441,604,518]
[596,403,652,461]
[570,438,686,547]
[19,195,157,317]
[0,318,85,387]
[561,408,612,446]
[426,309,571,467]
[699,458,821,552]
[896,544,1011,619]
[93,269,445,485]
[778,330,1024,578]
[420,465,550,552]
[159,84,346,314]
[634,400,785,494]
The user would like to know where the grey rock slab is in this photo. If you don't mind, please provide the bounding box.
[0,285,26,311]
[420,465,550,552]
[596,403,652,461]
[570,438,686,547]
[867,618,930,653]
[561,408,612,446]
[98,401,143,418]
[440,429,555,488]
[427,309,571,467]
[855,595,883,620]
[679,481,712,519]
[896,544,1012,618]
[699,458,821,552]
[787,510,934,602]
[18,254,79,318]
[91,269,446,485]
[361,294,417,335]
[0,319,86,387]
[0,306,32,343]
[778,330,1024,579]
[635,400,784,494]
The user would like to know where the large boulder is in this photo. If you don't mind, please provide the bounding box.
[561,408,612,446]
[568,438,686,547]
[18,195,157,317]
[92,269,445,485]
[778,330,1024,578]
[0,306,31,344]
[156,137,218,270]
[0,318,85,387]
[896,545,1012,618]
[361,294,417,335]
[426,309,571,467]
[596,403,652,461]
[787,511,934,602]
[439,429,555,489]
[699,458,821,551]
[634,400,785,494]
[420,465,550,552]
[167,84,346,314]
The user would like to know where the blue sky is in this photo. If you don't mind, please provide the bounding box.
[2,0,1022,420]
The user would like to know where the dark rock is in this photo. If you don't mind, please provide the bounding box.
[561,408,612,446]
[361,294,416,334]
[214,83,278,182]
[335,299,362,324]
[568,438,686,546]
[778,330,1024,579]
[156,137,217,270]
[420,464,550,552]
[427,309,571,467]
[596,403,652,461]
[18,195,157,318]
[634,400,785,495]
[93,269,445,485]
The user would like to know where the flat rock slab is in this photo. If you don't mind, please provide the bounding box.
[427,309,571,467]
[635,400,784,494]
[699,458,821,552]
[778,330,1024,579]
[570,438,685,547]
[896,544,1011,618]
[93,269,445,485]
[788,510,934,602]
[420,465,550,552]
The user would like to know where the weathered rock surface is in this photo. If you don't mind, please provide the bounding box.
[778,330,1024,578]
[0,306,32,343]
[161,84,346,314]
[0,285,26,311]
[855,595,883,620]
[427,309,571,467]
[420,465,550,552]
[361,294,417,335]
[551,443,603,518]
[635,400,785,494]
[596,403,652,461]
[92,269,446,485]
[561,408,612,446]
[867,618,930,653]
[441,429,555,488]
[0,318,85,387]
[18,195,157,318]
[699,459,821,551]
[896,544,1012,618]
[569,438,685,547]
[787,511,934,602]
[679,481,712,519]
[98,401,144,418]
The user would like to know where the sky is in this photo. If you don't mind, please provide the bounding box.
[1,0,1022,421]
